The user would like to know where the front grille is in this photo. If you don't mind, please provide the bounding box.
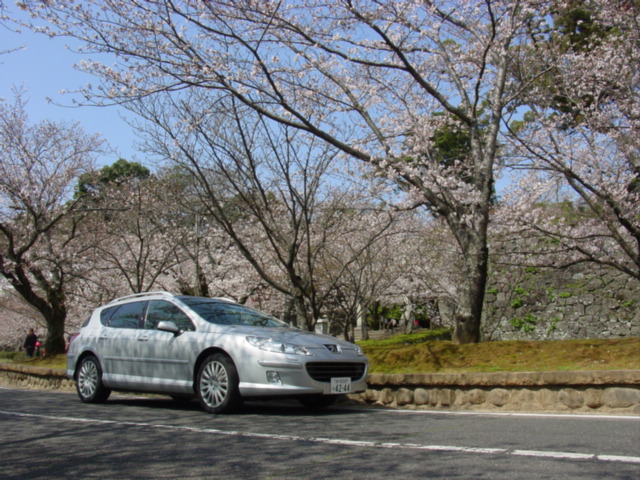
[305,362,367,382]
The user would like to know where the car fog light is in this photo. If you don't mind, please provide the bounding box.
[267,371,283,385]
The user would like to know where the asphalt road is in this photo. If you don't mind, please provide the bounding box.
[1,386,638,480]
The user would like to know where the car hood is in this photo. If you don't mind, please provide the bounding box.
[202,324,358,349]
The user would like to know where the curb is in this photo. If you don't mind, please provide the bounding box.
[356,370,640,415]
[1,363,639,415]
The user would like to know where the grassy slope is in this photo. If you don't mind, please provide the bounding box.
[7,330,640,374]
[359,330,640,374]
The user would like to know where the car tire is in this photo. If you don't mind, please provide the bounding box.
[76,355,111,403]
[196,353,241,414]
[299,395,339,409]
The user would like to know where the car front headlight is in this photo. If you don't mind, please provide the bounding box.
[246,336,313,356]
[354,345,365,357]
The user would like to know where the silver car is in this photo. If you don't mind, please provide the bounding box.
[67,291,368,413]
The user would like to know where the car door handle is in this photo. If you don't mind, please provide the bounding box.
[138,336,149,342]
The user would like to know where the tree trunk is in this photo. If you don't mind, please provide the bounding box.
[44,314,67,355]
[357,301,369,341]
[452,241,489,344]
[343,321,353,343]
[41,293,68,355]
[5,266,70,355]
[293,294,310,330]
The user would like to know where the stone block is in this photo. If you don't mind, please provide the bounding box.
[584,388,603,409]
[414,388,429,406]
[438,389,455,406]
[379,388,395,405]
[585,279,603,290]
[515,388,542,411]
[603,298,619,310]
[453,389,468,406]
[396,388,414,406]
[615,289,635,303]
[364,389,379,403]
[468,389,487,405]
[559,388,584,409]
[603,388,640,409]
[488,388,510,407]
[517,388,537,404]
[580,294,594,306]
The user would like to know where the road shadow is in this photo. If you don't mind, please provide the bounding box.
[107,395,377,416]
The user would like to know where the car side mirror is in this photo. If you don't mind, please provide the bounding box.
[157,320,182,336]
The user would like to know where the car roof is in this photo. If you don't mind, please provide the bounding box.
[105,291,237,306]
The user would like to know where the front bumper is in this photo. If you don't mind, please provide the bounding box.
[239,359,368,398]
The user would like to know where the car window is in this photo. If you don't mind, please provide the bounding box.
[181,299,288,328]
[107,301,147,329]
[145,300,195,331]
[100,305,119,326]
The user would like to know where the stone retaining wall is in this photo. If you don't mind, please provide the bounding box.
[1,364,638,415]
[351,371,640,415]
[481,263,640,341]
[0,364,76,392]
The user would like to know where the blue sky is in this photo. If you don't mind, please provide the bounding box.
[1,7,141,168]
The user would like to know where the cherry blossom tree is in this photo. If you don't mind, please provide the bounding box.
[152,170,269,303]
[83,176,185,295]
[0,91,104,354]
[22,0,556,342]
[498,1,639,279]
[132,90,395,330]
[320,208,431,341]
[0,283,46,350]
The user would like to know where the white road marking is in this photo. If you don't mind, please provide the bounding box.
[358,406,640,421]
[512,450,595,460]
[1,408,639,465]
[597,455,640,464]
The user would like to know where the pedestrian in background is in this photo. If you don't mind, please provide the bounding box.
[23,329,38,358]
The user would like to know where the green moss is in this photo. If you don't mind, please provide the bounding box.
[510,298,524,309]
[546,287,556,302]
[513,286,528,296]
[358,328,452,349]
[546,317,560,335]
[510,313,538,333]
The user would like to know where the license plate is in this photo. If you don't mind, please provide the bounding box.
[331,377,352,394]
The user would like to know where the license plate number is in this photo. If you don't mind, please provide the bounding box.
[331,377,352,394]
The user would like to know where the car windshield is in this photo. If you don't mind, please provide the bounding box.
[180,298,289,328]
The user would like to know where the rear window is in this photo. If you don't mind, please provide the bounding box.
[100,306,119,325]
[104,301,147,329]
[181,299,288,328]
